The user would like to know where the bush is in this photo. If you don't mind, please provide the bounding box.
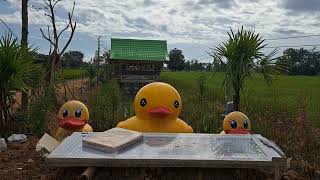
[28,86,55,137]
[89,80,125,131]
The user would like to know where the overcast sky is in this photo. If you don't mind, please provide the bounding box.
[1,0,320,62]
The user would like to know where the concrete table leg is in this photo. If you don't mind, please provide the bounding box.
[81,167,97,180]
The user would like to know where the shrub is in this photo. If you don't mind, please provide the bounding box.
[0,34,41,137]
[28,85,55,137]
[89,80,125,131]
[196,73,208,103]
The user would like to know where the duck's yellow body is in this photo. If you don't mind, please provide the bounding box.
[55,100,93,141]
[118,117,192,133]
[117,82,193,133]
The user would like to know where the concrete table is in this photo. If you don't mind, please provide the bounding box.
[46,133,287,179]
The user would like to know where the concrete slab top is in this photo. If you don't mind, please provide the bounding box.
[46,132,286,168]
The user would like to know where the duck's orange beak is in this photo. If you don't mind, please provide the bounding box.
[226,128,250,134]
[149,106,172,117]
[58,117,86,130]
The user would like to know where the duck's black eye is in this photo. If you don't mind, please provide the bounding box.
[174,100,179,108]
[243,120,249,129]
[63,109,68,118]
[75,109,82,118]
[140,98,147,107]
[230,120,237,129]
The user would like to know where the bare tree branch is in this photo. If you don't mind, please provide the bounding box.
[53,0,61,8]
[43,0,50,7]
[41,0,77,82]
[47,26,52,55]
[40,27,55,47]
[57,24,69,38]
[60,2,76,55]
[44,12,52,18]
[60,20,76,55]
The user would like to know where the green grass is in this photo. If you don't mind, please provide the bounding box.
[161,71,320,127]
[59,68,88,80]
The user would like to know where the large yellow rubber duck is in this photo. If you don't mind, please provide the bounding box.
[222,111,251,134]
[55,100,93,141]
[117,82,193,133]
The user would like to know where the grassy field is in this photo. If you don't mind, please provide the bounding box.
[59,68,88,80]
[161,71,320,127]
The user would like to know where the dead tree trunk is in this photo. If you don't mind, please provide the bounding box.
[21,0,28,46]
[40,0,76,84]
[21,0,29,110]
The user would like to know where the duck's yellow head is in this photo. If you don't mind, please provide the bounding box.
[134,82,182,121]
[223,111,251,134]
[58,100,89,130]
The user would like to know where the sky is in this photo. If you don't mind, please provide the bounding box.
[1,0,320,62]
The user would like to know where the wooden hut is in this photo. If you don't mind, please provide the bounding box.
[109,38,169,94]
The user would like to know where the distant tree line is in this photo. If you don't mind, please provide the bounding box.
[276,48,320,76]
[168,47,320,75]
[34,50,88,68]
[167,48,214,71]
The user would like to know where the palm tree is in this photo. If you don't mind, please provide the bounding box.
[0,34,41,136]
[213,27,283,111]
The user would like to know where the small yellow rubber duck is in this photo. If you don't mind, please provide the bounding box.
[222,111,251,134]
[117,82,193,133]
[55,100,93,141]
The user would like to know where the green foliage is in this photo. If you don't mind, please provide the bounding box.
[60,68,88,80]
[61,50,85,68]
[0,34,41,135]
[88,80,124,131]
[168,48,185,71]
[196,73,208,102]
[86,65,98,86]
[28,86,55,137]
[277,48,320,76]
[214,27,282,110]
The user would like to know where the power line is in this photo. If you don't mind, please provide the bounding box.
[266,34,320,41]
[0,17,20,40]
[264,44,320,49]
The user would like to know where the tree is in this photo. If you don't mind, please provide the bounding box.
[277,48,320,76]
[168,48,185,71]
[102,49,111,80]
[0,34,41,137]
[40,0,76,83]
[61,50,84,68]
[214,27,281,111]
[93,36,103,83]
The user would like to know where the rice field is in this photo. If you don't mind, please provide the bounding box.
[161,71,320,127]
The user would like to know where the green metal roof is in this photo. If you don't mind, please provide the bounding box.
[110,38,169,61]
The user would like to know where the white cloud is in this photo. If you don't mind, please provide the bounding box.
[1,0,320,60]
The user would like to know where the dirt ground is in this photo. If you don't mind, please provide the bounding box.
[0,137,59,180]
